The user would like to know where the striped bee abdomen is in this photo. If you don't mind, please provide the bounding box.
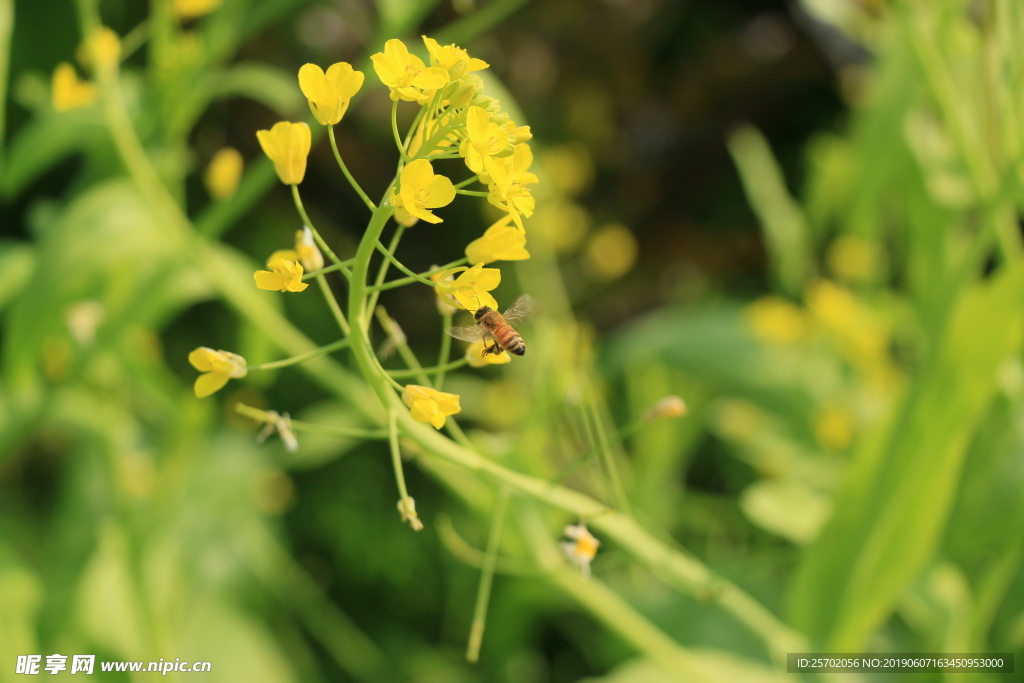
[494,325,526,356]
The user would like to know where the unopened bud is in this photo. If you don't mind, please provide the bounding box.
[489,112,510,126]
[647,396,688,421]
[448,60,468,79]
[449,83,476,110]
[397,497,424,531]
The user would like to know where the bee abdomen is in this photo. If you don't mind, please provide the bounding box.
[495,326,526,356]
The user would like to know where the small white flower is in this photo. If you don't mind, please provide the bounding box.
[397,497,424,531]
[256,411,298,452]
[561,523,600,578]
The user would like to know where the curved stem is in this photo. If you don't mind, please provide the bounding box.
[455,189,489,197]
[391,101,410,162]
[316,274,350,336]
[328,126,376,211]
[303,259,356,280]
[466,488,509,662]
[388,358,467,379]
[374,241,436,285]
[249,338,350,370]
[368,257,469,292]
[435,312,454,389]
[237,403,386,439]
[454,175,480,189]
[291,184,348,273]
[365,224,406,317]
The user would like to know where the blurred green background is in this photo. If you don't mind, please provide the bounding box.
[2,0,1024,681]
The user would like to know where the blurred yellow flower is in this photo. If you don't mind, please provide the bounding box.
[561,524,600,578]
[188,347,247,398]
[460,106,511,186]
[298,62,364,125]
[371,38,449,103]
[583,224,637,280]
[172,0,222,19]
[431,269,459,315]
[827,234,881,283]
[745,296,806,345]
[204,147,243,200]
[81,26,121,71]
[256,121,311,185]
[805,279,857,330]
[465,215,530,264]
[254,257,309,293]
[402,384,461,429]
[646,395,688,420]
[465,341,512,367]
[51,63,96,112]
[422,35,489,76]
[433,263,500,310]
[487,143,538,230]
[269,226,324,272]
[390,159,455,224]
[502,119,532,144]
[814,404,855,451]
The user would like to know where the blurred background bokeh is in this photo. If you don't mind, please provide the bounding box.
[3,0,1024,681]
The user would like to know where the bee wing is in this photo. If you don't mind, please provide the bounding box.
[447,324,486,342]
[501,294,536,324]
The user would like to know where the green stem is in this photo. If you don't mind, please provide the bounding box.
[435,312,454,389]
[316,274,351,336]
[389,409,422,530]
[455,189,489,197]
[586,390,632,516]
[120,19,149,60]
[454,175,480,189]
[249,338,350,370]
[291,184,349,274]
[328,126,376,211]
[375,306,431,386]
[303,259,356,280]
[466,488,510,663]
[388,358,467,379]
[368,257,468,292]
[237,403,386,439]
[391,101,409,162]
[374,241,436,285]
[365,224,406,317]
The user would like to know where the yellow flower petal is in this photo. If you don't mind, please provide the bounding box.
[188,347,217,372]
[256,121,311,185]
[194,371,230,398]
[204,147,243,200]
[254,270,285,291]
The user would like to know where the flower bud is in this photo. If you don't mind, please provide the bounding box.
[646,396,688,421]
[448,83,477,110]
[489,112,510,126]
[448,60,468,79]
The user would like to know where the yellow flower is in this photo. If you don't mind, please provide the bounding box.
[584,224,637,280]
[431,269,459,315]
[254,257,309,292]
[460,106,512,187]
[298,62,364,125]
[646,396,688,420]
[172,0,222,19]
[51,63,96,112]
[402,384,461,429]
[815,404,855,451]
[269,227,324,272]
[371,38,450,103]
[465,341,511,367]
[745,296,805,345]
[389,159,456,224]
[81,26,121,71]
[486,143,538,230]
[561,524,600,579]
[433,263,501,310]
[465,215,530,264]
[422,35,489,77]
[188,347,247,398]
[204,147,243,200]
[256,121,311,185]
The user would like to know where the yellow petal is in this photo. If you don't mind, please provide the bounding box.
[424,174,456,208]
[269,249,299,265]
[298,63,329,102]
[467,106,490,141]
[194,371,230,398]
[254,270,285,291]
[188,347,217,371]
[204,147,243,200]
[401,159,435,191]
[412,66,449,90]
[476,291,499,310]
[327,62,364,98]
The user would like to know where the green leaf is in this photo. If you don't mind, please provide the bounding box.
[788,264,1024,649]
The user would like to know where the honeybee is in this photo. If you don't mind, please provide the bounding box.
[448,294,534,357]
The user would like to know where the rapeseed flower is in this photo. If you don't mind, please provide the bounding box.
[422,36,489,77]
[389,159,455,224]
[465,341,512,367]
[270,227,324,272]
[172,0,221,19]
[561,524,600,579]
[465,215,530,264]
[487,143,538,230]
[584,224,637,280]
[256,121,311,185]
[402,384,461,429]
[298,62,364,125]
[745,296,805,345]
[254,257,309,293]
[433,263,500,310]
[51,63,96,111]
[189,347,247,398]
[81,26,121,71]
[461,106,512,187]
[371,38,449,103]
[204,147,243,200]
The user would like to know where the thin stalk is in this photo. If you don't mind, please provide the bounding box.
[587,391,632,517]
[391,101,409,162]
[365,224,406,317]
[291,184,349,274]
[466,488,510,663]
[237,403,387,439]
[445,417,476,451]
[120,20,149,60]
[435,312,454,389]
[316,274,351,336]
[368,258,469,292]
[328,126,376,211]
[249,338,350,370]
[375,306,431,386]
[374,241,436,285]
[389,409,422,530]
[303,259,356,280]
[388,358,467,379]
[454,175,481,189]
[403,104,429,153]
[455,189,490,197]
